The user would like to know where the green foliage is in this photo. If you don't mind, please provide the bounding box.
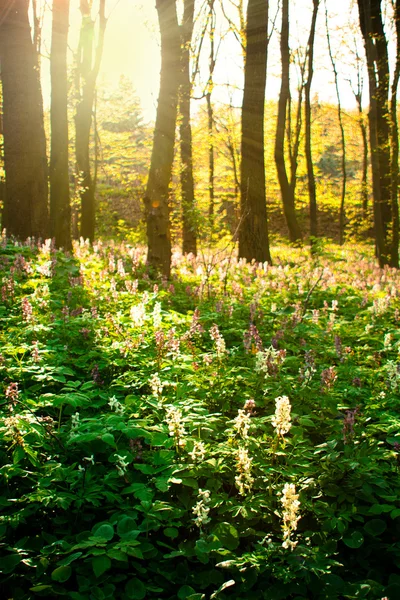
[0,238,400,599]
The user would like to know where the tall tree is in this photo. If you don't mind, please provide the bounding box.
[50,0,71,250]
[206,0,216,230]
[390,0,400,268]
[145,0,181,277]
[325,1,347,245]
[357,0,392,266]
[180,0,197,255]
[75,0,107,243]
[274,0,303,243]
[0,0,49,240]
[304,0,320,242]
[238,0,272,264]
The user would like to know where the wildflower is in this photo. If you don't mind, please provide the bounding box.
[321,366,337,391]
[84,455,95,465]
[149,373,163,396]
[130,438,143,460]
[209,324,226,358]
[272,395,292,437]
[280,483,301,550]
[193,489,211,528]
[166,328,180,356]
[384,333,393,350]
[125,279,138,294]
[115,454,130,476]
[91,365,104,385]
[235,447,254,496]
[3,415,24,447]
[153,302,162,329]
[70,412,80,436]
[117,259,125,278]
[312,309,320,324]
[233,409,251,439]
[31,341,40,362]
[188,440,206,463]
[386,361,400,391]
[21,297,33,322]
[243,324,263,354]
[243,398,256,415]
[189,308,204,337]
[130,302,146,327]
[299,350,316,384]
[255,346,286,377]
[165,406,187,447]
[108,395,125,415]
[343,408,359,444]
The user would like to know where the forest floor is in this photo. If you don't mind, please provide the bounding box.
[1,239,400,600]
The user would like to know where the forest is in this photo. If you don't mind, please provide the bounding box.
[1,0,400,599]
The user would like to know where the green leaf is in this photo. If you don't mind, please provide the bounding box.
[13,446,25,464]
[164,527,179,539]
[92,555,111,578]
[210,580,236,599]
[117,517,137,536]
[57,552,82,566]
[1,553,22,574]
[51,565,72,582]
[211,522,239,550]
[364,519,387,537]
[343,531,364,548]
[92,523,114,541]
[30,585,53,592]
[101,433,116,446]
[125,577,146,599]
[178,585,196,599]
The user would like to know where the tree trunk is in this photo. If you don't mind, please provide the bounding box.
[50,0,71,250]
[357,0,391,266]
[145,0,180,277]
[238,0,272,264]
[179,0,197,256]
[0,0,49,240]
[75,0,106,243]
[390,0,400,268]
[305,0,319,242]
[274,0,302,243]
[206,0,216,232]
[325,1,347,245]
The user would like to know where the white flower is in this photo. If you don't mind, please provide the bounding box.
[233,409,251,439]
[193,489,211,528]
[115,454,130,476]
[165,406,187,447]
[281,483,301,550]
[150,373,163,397]
[130,302,146,326]
[188,440,206,463]
[108,396,125,415]
[272,395,292,437]
[235,447,254,496]
[152,302,162,329]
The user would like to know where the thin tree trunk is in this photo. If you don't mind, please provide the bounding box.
[206,0,216,231]
[305,0,319,242]
[287,51,306,198]
[274,0,302,243]
[325,1,347,245]
[390,0,400,268]
[75,0,106,243]
[238,0,272,264]
[50,0,71,250]
[145,0,181,277]
[180,0,197,255]
[0,0,49,240]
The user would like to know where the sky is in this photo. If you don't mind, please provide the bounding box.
[37,0,395,123]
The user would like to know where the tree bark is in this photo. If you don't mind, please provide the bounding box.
[305,0,319,242]
[179,0,197,255]
[145,0,180,277]
[238,0,272,264]
[0,0,49,240]
[50,0,71,250]
[274,0,303,243]
[390,0,400,268]
[357,0,391,266]
[75,0,106,243]
[206,0,216,232]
